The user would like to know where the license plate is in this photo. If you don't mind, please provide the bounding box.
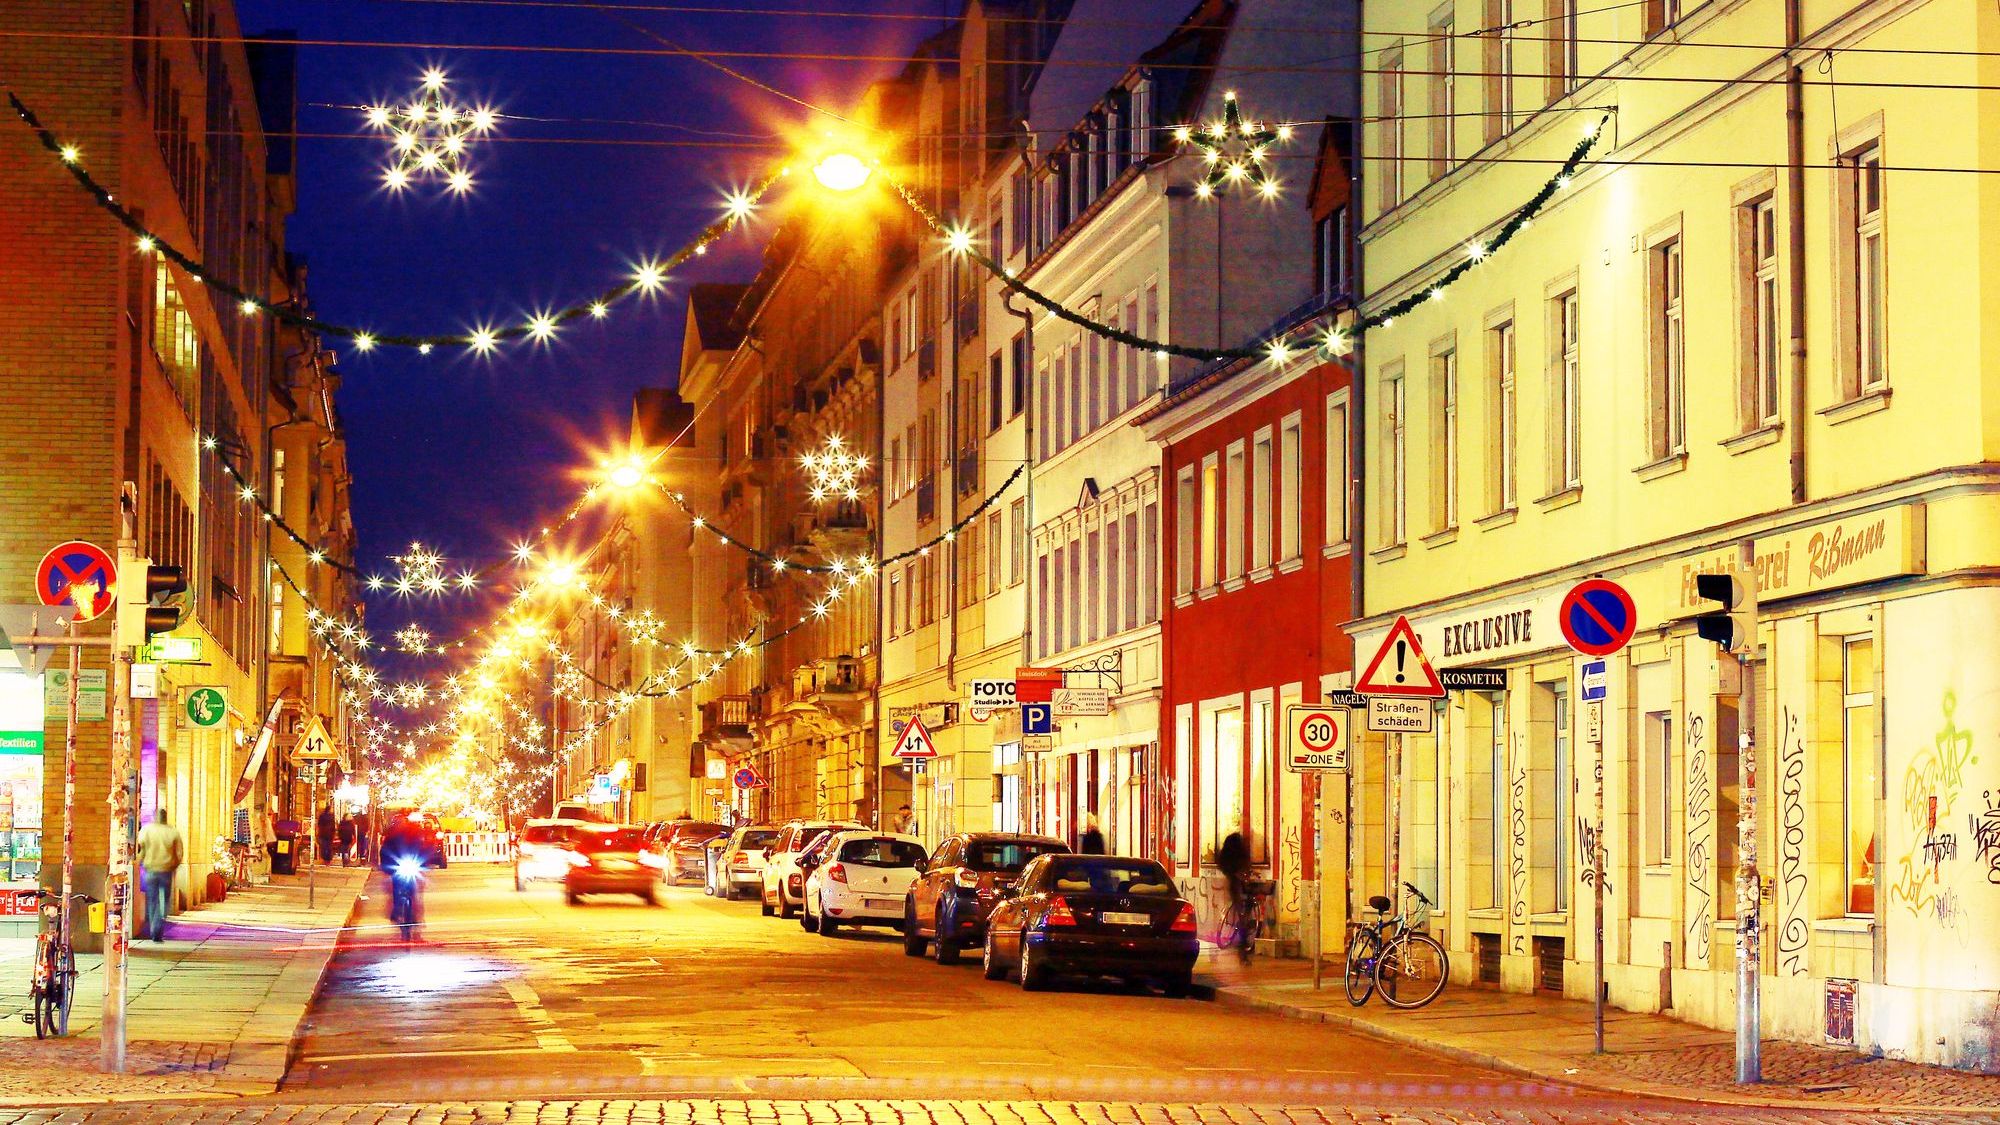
[599,860,634,871]
[864,898,896,908]
[1101,911,1150,926]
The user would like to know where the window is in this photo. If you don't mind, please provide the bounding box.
[1175,466,1196,597]
[1549,288,1581,492]
[1141,500,1159,623]
[1224,441,1245,581]
[1379,50,1404,210]
[1325,391,1350,548]
[1249,697,1272,864]
[1069,339,1085,445]
[1009,333,1027,419]
[1548,0,1577,100]
[1130,80,1152,164]
[1842,637,1877,915]
[1009,170,1029,257]
[1483,692,1508,907]
[152,267,200,405]
[1123,511,1141,626]
[887,571,902,636]
[1429,13,1454,179]
[1644,710,1672,865]
[1036,360,1051,461]
[1051,350,1067,454]
[1739,195,1780,429]
[1051,543,1066,652]
[1204,706,1243,863]
[1036,555,1050,657]
[1009,499,1026,585]
[1106,516,1122,634]
[1643,0,1681,36]
[1553,685,1571,911]
[888,437,902,499]
[1840,140,1888,397]
[1484,0,1515,141]
[1648,235,1686,460]
[1084,529,1101,643]
[1086,335,1102,433]
[1487,318,1517,512]
[1430,345,1459,531]
[1279,413,1302,560]
[1315,207,1349,301]
[1199,454,1219,588]
[1145,283,1163,395]
[1251,429,1272,571]
[1380,367,1406,547]
[988,351,1004,432]
[987,511,1002,596]
[1067,544,1081,650]
[1126,294,1145,403]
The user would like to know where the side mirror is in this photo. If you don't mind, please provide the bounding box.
[914,859,929,874]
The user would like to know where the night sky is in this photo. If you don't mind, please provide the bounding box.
[232,0,953,665]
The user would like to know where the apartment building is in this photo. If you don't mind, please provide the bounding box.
[0,0,336,941]
[1356,0,2000,1067]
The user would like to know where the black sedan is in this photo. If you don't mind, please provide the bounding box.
[980,855,1197,997]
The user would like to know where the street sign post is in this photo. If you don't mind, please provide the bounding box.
[292,716,337,760]
[966,679,1014,722]
[1559,578,1638,657]
[892,716,937,759]
[1014,667,1062,704]
[183,687,226,728]
[1366,697,1434,734]
[1051,687,1110,716]
[1355,616,1445,698]
[1580,659,1608,703]
[1284,705,1348,771]
[129,664,158,700]
[733,766,767,790]
[1020,702,1054,737]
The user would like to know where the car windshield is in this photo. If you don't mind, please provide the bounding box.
[676,822,725,837]
[964,840,1067,872]
[1044,860,1176,896]
[522,825,562,845]
[838,838,927,867]
[578,828,647,853]
[738,830,779,849]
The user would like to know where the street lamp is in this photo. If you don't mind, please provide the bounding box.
[811,152,871,193]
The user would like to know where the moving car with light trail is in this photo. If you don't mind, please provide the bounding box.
[980,854,1197,996]
[564,825,658,905]
[800,831,927,936]
[515,818,588,888]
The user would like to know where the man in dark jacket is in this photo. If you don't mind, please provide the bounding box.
[316,805,336,866]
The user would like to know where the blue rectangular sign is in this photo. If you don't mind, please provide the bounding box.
[1580,659,1608,703]
[1021,702,1054,736]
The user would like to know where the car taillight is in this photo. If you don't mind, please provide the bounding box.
[567,851,592,869]
[1045,896,1077,926]
[789,874,802,892]
[733,851,748,863]
[953,869,981,890]
[639,851,666,868]
[828,863,847,884]
[1170,902,1197,933]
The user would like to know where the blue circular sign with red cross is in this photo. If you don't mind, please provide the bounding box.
[35,540,117,621]
[1560,579,1637,657]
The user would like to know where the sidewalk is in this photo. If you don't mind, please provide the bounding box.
[0,866,366,1106]
[1195,949,2000,1113]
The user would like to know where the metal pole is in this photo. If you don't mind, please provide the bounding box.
[103,494,137,1071]
[1735,651,1760,1083]
[1310,771,1322,990]
[59,624,78,968]
[1592,703,1606,1054]
[308,765,317,910]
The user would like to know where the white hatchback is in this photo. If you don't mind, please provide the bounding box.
[760,819,863,918]
[802,831,928,936]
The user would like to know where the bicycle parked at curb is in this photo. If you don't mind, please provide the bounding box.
[1344,881,1449,1009]
[22,889,91,1039]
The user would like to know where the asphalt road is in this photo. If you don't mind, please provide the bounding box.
[284,864,1523,1104]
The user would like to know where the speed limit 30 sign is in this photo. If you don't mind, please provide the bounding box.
[1285,704,1349,771]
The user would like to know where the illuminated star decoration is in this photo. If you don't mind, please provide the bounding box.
[800,435,870,505]
[376,541,459,597]
[394,624,437,655]
[1176,91,1288,200]
[365,68,497,195]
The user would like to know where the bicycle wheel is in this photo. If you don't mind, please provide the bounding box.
[1342,927,1381,1006]
[1375,932,1449,1009]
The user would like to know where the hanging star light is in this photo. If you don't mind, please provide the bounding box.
[1174,91,1288,200]
[365,68,497,195]
[383,541,451,596]
[800,434,870,505]
[394,624,436,655]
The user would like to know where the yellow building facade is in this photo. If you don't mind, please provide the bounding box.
[1356,0,2000,1068]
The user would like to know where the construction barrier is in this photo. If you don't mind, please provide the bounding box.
[443,831,513,863]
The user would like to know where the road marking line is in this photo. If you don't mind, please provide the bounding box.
[501,977,577,1053]
[304,1046,560,1063]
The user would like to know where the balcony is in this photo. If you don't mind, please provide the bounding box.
[783,656,869,733]
[955,443,980,497]
[701,694,759,746]
[805,499,872,562]
[915,476,936,524]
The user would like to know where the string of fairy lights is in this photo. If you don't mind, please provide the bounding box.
[4,61,1617,817]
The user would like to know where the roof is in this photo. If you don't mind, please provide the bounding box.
[1025,0,1216,144]
[686,283,751,352]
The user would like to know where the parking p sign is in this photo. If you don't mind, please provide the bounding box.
[1285,704,1348,771]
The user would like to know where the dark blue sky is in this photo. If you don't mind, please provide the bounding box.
[235,0,946,661]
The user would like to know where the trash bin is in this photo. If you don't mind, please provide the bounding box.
[269,834,296,876]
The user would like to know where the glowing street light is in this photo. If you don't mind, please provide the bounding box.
[811,152,872,193]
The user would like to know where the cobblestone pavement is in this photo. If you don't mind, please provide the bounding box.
[0,1038,240,1102]
[1580,1040,2000,1109]
[0,1095,1992,1125]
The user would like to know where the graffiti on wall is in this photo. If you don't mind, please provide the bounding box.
[1777,706,1810,976]
[1575,815,1611,893]
[1888,691,1978,922]
[1972,790,2000,886]
[1282,822,1302,915]
[1684,712,1713,966]
[1508,740,1529,954]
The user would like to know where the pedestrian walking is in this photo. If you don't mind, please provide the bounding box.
[337,814,357,866]
[1214,831,1253,960]
[135,810,184,943]
[316,805,336,866]
[1079,815,1106,855]
[353,809,371,863]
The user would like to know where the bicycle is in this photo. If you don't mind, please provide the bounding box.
[23,890,88,1039]
[1343,881,1449,1009]
[1219,877,1273,964]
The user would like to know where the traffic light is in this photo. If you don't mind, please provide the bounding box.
[1693,571,1757,655]
[117,558,186,648]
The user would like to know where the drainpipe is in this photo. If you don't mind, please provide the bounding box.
[1785,0,1807,505]
[1006,288,1037,836]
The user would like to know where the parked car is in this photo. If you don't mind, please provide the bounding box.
[761,819,862,918]
[563,825,658,905]
[552,801,605,823]
[981,854,1197,996]
[706,824,780,899]
[516,818,588,888]
[658,821,730,885]
[903,832,1068,963]
[800,831,927,936]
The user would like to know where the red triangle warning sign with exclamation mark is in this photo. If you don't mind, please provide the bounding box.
[1355,615,1445,698]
